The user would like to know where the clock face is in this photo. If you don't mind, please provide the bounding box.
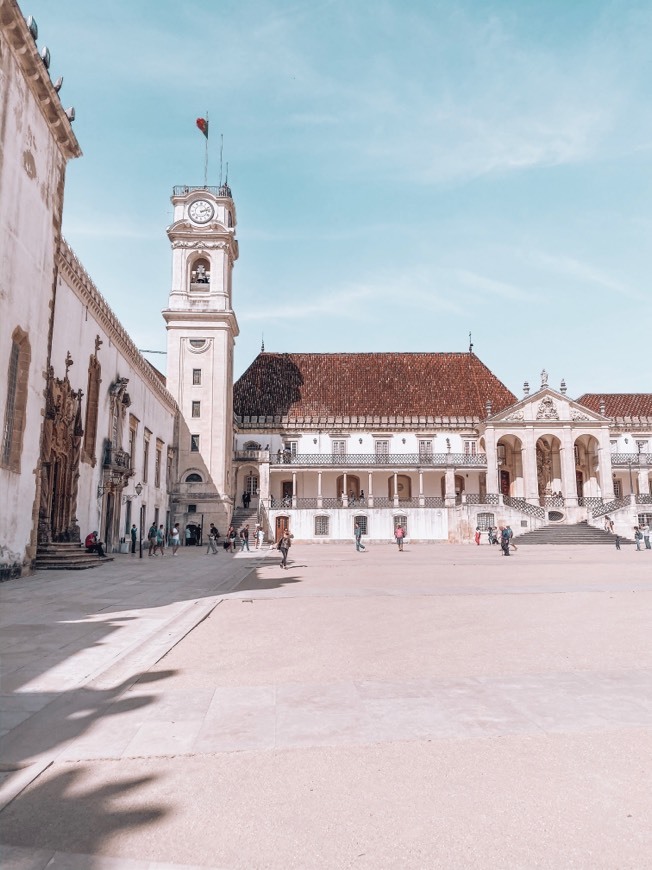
[188,199,214,224]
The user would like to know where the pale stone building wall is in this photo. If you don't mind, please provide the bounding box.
[0,0,80,574]
[54,243,177,552]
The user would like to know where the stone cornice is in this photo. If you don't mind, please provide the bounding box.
[1,0,81,160]
[57,239,178,414]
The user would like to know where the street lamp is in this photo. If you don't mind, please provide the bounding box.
[134,482,143,558]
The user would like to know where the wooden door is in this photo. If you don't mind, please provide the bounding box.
[275,516,289,542]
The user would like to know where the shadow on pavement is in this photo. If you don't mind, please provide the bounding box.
[0,765,166,866]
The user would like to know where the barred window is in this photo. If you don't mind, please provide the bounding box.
[476,512,495,530]
[332,440,346,456]
[192,368,201,385]
[315,515,330,536]
[375,440,389,457]
[354,515,368,535]
[464,440,477,456]
[192,401,201,418]
[418,440,432,458]
[393,515,407,536]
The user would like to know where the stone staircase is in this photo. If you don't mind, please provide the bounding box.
[34,542,114,570]
[515,521,634,546]
[230,506,259,532]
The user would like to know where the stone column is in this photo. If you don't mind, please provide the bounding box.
[597,427,615,501]
[419,470,424,506]
[523,427,540,502]
[637,468,650,496]
[292,471,297,508]
[561,426,578,508]
[484,426,499,494]
[393,472,399,507]
[444,468,455,507]
[368,472,374,507]
[342,472,348,507]
[317,471,322,508]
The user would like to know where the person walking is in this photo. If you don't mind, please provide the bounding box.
[170,525,180,555]
[277,529,292,569]
[642,523,651,550]
[153,524,166,556]
[206,524,219,554]
[354,522,366,552]
[226,525,237,553]
[634,527,643,551]
[500,526,511,556]
[474,527,481,546]
[615,534,621,551]
[506,525,517,551]
[254,524,262,549]
[394,524,405,551]
[148,522,158,556]
[130,524,137,555]
[240,525,250,551]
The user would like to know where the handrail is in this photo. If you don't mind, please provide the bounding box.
[503,496,545,519]
[592,497,630,518]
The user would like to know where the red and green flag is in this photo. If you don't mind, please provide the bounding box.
[196,117,209,138]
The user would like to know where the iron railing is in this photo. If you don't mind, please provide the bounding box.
[503,496,545,519]
[578,497,604,508]
[592,497,630,518]
[270,452,487,468]
[636,494,652,504]
[610,453,652,466]
[465,493,500,505]
[103,444,131,471]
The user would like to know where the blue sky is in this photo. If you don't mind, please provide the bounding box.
[25,0,652,395]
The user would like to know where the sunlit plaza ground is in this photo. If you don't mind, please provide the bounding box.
[1,542,651,869]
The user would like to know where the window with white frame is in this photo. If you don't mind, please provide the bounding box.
[354,515,368,535]
[610,440,618,452]
[332,440,347,456]
[613,480,622,498]
[418,440,433,458]
[393,515,408,536]
[284,441,298,455]
[314,515,330,536]
[476,512,495,530]
[464,440,477,456]
[245,474,259,495]
[375,440,389,457]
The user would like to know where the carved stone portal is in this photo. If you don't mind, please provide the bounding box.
[38,363,84,544]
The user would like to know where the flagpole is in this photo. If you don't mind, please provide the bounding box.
[204,111,209,187]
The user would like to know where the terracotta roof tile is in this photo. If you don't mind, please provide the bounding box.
[577,393,652,421]
[234,352,516,420]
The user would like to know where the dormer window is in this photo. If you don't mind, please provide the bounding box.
[190,257,211,288]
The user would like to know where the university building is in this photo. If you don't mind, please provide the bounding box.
[1,0,651,577]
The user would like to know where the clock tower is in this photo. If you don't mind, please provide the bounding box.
[163,183,239,533]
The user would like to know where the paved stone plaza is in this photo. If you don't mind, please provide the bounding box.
[1,542,651,869]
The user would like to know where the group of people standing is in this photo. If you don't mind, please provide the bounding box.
[145,523,180,556]
[474,525,516,555]
[204,523,266,554]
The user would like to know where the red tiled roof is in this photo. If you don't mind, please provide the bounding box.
[234,352,516,420]
[577,394,652,420]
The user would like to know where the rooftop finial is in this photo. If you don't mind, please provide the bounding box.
[541,368,548,388]
[523,381,530,397]
[468,331,474,353]
[560,378,567,395]
[261,333,265,353]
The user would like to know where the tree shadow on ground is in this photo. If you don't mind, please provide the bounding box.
[0,764,167,867]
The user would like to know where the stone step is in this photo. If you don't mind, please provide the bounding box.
[515,522,634,545]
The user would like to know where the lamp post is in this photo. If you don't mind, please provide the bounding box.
[134,482,143,558]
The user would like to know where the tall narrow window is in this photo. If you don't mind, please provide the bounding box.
[128,416,138,472]
[192,369,201,385]
[143,430,151,483]
[332,440,346,456]
[191,434,200,452]
[375,440,389,458]
[155,440,163,488]
[464,440,477,456]
[192,401,201,418]
[418,440,433,458]
[1,328,30,472]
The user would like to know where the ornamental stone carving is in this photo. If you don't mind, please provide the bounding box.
[505,410,524,422]
[536,396,559,420]
[571,409,591,421]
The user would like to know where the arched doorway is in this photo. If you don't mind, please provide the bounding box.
[574,434,601,498]
[496,435,524,497]
[536,435,562,500]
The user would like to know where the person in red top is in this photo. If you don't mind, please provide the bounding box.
[394,525,405,551]
[85,531,105,558]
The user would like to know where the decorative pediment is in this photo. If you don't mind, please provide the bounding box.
[485,387,608,427]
